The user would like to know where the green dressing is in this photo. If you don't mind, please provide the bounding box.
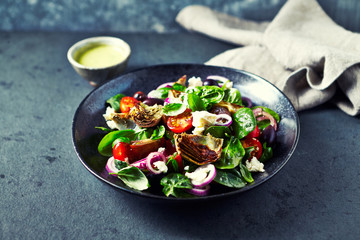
[77,44,126,68]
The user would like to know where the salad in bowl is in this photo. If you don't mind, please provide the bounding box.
[96,74,280,198]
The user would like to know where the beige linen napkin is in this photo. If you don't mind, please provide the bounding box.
[176,0,360,116]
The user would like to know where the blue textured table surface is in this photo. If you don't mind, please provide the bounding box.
[0,32,359,240]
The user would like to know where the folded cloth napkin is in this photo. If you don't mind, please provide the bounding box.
[176,0,360,116]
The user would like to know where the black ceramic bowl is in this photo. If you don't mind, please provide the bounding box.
[72,64,300,201]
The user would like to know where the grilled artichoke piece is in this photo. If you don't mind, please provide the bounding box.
[174,133,223,165]
[103,107,136,130]
[212,101,243,114]
[129,102,163,128]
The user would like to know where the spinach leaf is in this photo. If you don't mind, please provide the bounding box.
[106,94,125,112]
[232,107,256,139]
[259,142,273,162]
[238,163,254,183]
[187,93,206,112]
[163,103,186,116]
[113,166,150,191]
[213,168,246,188]
[203,126,232,139]
[223,88,242,105]
[150,125,166,140]
[215,136,245,169]
[98,129,137,156]
[160,173,192,197]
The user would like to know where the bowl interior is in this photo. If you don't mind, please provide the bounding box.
[72,64,300,201]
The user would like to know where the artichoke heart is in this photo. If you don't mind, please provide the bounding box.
[129,102,163,128]
[174,133,223,165]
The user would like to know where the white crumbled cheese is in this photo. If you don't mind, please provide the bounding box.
[191,111,218,135]
[185,164,213,185]
[153,161,168,173]
[103,106,116,120]
[157,147,165,153]
[245,157,265,172]
[184,166,189,171]
[188,76,203,88]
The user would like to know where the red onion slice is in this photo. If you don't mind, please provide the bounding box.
[130,157,148,170]
[105,157,120,175]
[185,164,216,188]
[186,185,210,196]
[145,152,167,175]
[252,108,278,131]
[215,113,233,127]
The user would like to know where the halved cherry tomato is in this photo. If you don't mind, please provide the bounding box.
[245,125,260,139]
[241,137,263,160]
[167,109,193,133]
[113,142,133,162]
[120,96,138,113]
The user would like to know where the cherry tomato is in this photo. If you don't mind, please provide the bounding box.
[120,96,138,113]
[167,109,193,133]
[245,125,260,139]
[241,137,263,160]
[113,142,133,162]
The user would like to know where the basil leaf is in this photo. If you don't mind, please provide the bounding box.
[239,163,254,183]
[172,83,186,92]
[203,126,232,139]
[187,93,206,112]
[115,166,150,191]
[223,88,242,105]
[106,94,125,112]
[115,160,128,170]
[215,136,245,169]
[150,125,166,140]
[213,168,246,188]
[148,87,171,99]
[188,86,224,109]
[232,107,256,139]
[163,103,186,116]
[160,173,192,197]
[259,142,273,162]
[97,130,137,156]
[112,137,131,148]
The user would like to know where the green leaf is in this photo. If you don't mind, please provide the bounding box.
[187,86,224,110]
[239,163,254,183]
[150,125,166,140]
[160,173,192,197]
[163,103,186,116]
[115,160,128,170]
[232,107,256,139]
[111,137,131,148]
[115,166,150,191]
[172,83,186,92]
[215,136,245,169]
[97,130,137,156]
[223,88,242,105]
[106,94,125,112]
[187,93,206,112]
[259,142,273,162]
[95,126,113,132]
[203,126,232,139]
[213,168,246,188]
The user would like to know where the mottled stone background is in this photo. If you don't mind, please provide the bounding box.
[1,0,360,32]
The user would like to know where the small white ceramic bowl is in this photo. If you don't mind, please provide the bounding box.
[67,36,131,86]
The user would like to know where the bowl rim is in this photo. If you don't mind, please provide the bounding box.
[72,63,300,202]
[67,36,131,70]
